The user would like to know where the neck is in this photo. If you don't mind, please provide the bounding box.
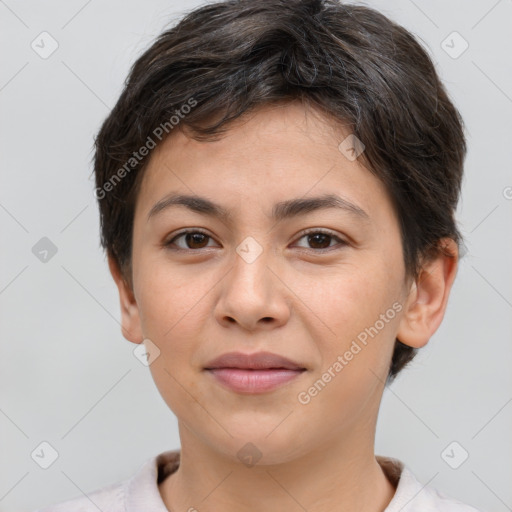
[159,424,396,512]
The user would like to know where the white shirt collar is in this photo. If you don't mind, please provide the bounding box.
[123,450,482,512]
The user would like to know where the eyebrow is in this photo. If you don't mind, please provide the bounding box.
[147,192,370,224]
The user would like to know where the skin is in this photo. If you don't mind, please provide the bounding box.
[109,100,458,512]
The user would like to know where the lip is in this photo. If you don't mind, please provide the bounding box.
[204,351,306,371]
[206,368,305,393]
[203,351,307,394]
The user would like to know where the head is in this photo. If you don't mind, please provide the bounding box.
[94,0,465,462]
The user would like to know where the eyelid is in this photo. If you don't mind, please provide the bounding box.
[295,227,344,240]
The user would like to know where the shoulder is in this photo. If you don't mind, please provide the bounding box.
[416,484,485,512]
[32,450,180,512]
[377,455,486,512]
[33,480,124,512]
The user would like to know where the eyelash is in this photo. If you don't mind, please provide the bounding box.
[164,228,348,253]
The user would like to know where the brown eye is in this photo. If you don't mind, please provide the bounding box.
[165,230,216,250]
[184,232,210,249]
[294,230,347,251]
[306,233,332,249]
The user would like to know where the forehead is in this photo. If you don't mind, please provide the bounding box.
[134,102,393,227]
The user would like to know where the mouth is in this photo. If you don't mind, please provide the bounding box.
[203,351,307,394]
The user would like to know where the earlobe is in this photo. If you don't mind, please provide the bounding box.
[396,238,459,349]
[107,253,144,344]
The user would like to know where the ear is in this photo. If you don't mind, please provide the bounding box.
[396,238,459,349]
[107,252,144,344]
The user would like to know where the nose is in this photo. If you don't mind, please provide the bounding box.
[214,242,291,332]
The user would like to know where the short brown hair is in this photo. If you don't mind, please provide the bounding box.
[93,0,467,383]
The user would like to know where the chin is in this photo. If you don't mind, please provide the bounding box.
[210,427,308,467]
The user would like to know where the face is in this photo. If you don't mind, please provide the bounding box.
[115,101,417,464]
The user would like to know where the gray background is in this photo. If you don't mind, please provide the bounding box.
[1,0,511,511]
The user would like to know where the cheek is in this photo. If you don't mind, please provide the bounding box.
[303,263,389,330]
[147,357,209,425]
[306,261,401,366]
[136,258,214,341]
[137,266,212,410]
